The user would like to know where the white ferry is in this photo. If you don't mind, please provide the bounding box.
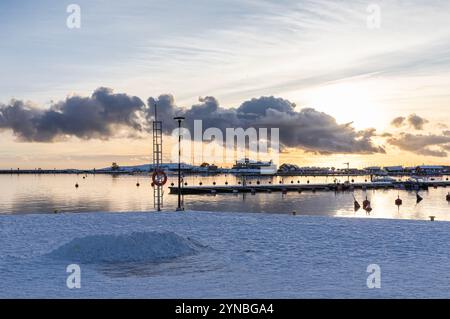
[229,158,277,175]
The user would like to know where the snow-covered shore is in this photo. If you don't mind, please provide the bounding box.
[1,211,450,298]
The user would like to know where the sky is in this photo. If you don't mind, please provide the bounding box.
[0,0,449,169]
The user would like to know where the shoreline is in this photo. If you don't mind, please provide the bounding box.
[1,169,449,178]
[3,209,449,224]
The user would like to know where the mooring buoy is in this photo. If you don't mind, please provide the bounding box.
[363,197,370,210]
[354,200,361,211]
[416,193,423,203]
[395,195,402,206]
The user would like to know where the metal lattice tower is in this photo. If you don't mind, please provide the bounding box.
[152,104,163,211]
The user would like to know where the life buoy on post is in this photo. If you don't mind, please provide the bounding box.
[152,170,167,187]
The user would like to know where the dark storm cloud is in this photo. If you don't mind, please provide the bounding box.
[1,88,385,154]
[0,88,145,142]
[387,132,450,157]
[147,95,384,154]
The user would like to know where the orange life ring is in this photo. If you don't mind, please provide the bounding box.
[152,170,167,186]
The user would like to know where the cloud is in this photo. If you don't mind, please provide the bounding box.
[1,87,385,155]
[0,88,145,142]
[407,113,429,130]
[390,113,429,130]
[391,116,405,127]
[387,132,450,157]
[147,94,385,154]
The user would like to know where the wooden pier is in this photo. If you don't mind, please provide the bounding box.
[169,180,450,195]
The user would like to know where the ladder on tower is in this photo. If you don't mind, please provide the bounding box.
[153,120,163,210]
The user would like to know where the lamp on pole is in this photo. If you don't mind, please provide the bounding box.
[174,116,185,211]
[344,162,350,183]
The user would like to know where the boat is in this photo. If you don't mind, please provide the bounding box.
[229,158,277,175]
[372,176,397,183]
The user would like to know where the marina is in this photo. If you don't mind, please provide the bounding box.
[169,179,450,194]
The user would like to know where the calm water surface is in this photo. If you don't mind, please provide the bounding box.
[0,174,449,221]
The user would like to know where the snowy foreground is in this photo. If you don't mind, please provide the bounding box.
[1,211,450,298]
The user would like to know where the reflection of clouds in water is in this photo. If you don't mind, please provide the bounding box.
[10,193,112,214]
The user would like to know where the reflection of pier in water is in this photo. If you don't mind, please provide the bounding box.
[170,180,450,195]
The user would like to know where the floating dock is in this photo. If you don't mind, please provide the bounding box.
[169,180,450,195]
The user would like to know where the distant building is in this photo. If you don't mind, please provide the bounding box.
[278,164,333,175]
[364,166,385,175]
[383,166,404,174]
[364,166,381,171]
[197,163,219,173]
[278,163,300,172]
[415,165,444,175]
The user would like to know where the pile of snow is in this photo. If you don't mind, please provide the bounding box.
[47,231,202,263]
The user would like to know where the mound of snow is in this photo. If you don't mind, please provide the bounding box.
[47,231,202,263]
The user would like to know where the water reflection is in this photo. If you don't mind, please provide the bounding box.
[0,174,449,221]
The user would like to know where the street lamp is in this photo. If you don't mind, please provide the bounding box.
[174,116,185,211]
